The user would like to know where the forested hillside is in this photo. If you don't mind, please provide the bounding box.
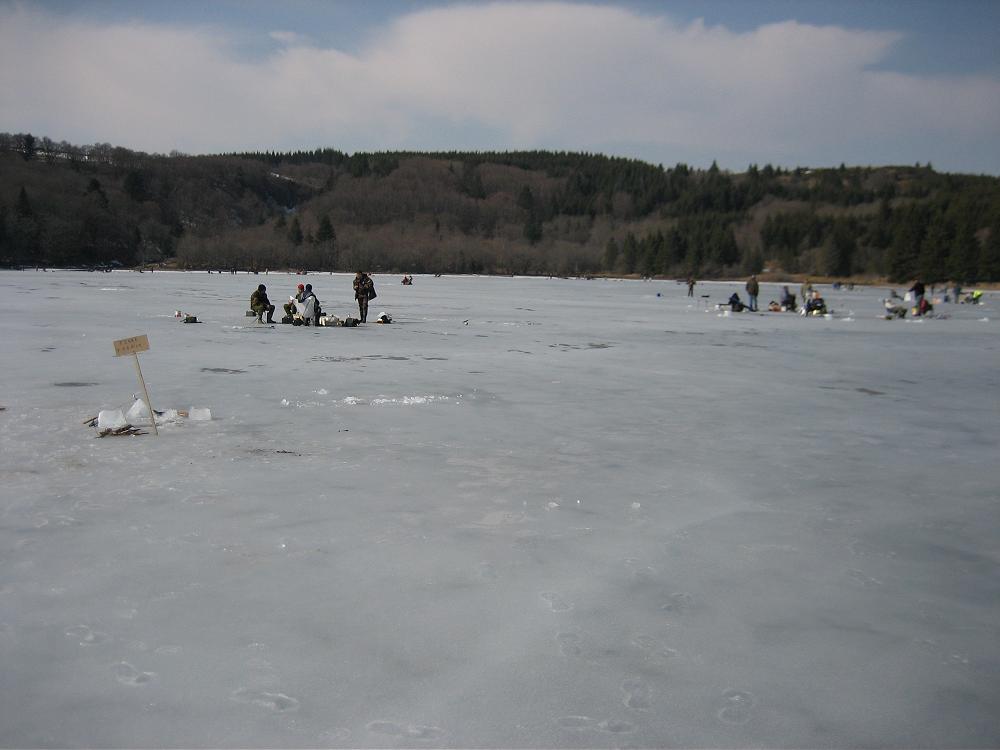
[2,132,999,281]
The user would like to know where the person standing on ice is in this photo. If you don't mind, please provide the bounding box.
[686,276,696,297]
[800,278,813,307]
[909,279,926,312]
[745,274,760,311]
[353,271,375,323]
[250,284,275,323]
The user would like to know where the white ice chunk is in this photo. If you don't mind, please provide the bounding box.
[189,408,211,421]
[97,409,126,430]
[126,398,151,424]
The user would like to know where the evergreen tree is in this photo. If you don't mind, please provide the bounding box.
[979,221,1000,281]
[622,232,639,273]
[665,227,686,270]
[315,215,337,269]
[523,211,543,245]
[822,221,857,277]
[86,178,109,209]
[713,225,740,268]
[11,187,40,265]
[639,235,658,277]
[20,133,36,161]
[316,215,335,244]
[917,213,951,282]
[743,247,764,275]
[15,187,33,218]
[123,170,149,202]
[460,162,486,199]
[604,237,619,270]
[517,186,535,212]
[948,220,980,283]
[288,216,303,246]
[886,204,926,281]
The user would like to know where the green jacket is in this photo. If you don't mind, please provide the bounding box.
[250,289,271,308]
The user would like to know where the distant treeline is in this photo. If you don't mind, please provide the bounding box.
[2,131,999,281]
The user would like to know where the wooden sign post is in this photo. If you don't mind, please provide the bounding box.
[113,334,157,436]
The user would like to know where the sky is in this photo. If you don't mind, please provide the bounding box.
[1,0,999,173]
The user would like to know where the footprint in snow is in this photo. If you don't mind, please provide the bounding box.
[555,716,635,734]
[556,631,583,657]
[114,661,155,686]
[230,687,299,712]
[65,625,109,646]
[621,677,651,710]
[539,591,573,612]
[366,720,444,741]
[716,689,755,724]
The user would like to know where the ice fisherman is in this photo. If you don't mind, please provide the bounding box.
[909,280,926,311]
[353,271,376,323]
[687,277,696,297]
[779,285,796,311]
[283,283,307,318]
[745,275,760,312]
[804,289,827,315]
[250,284,275,324]
[800,279,813,306]
[302,283,322,323]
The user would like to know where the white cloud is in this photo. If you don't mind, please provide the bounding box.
[269,30,303,46]
[1,1,998,171]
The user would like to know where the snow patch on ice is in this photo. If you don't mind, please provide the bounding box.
[371,395,446,406]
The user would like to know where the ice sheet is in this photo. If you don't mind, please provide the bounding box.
[0,270,997,747]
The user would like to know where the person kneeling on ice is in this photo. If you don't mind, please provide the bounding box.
[804,290,827,315]
[728,292,746,312]
[250,284,275,323]
[913,297,933,317]
[779,286,796,311]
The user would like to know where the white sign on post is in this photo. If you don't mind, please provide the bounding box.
[113,334,157,436]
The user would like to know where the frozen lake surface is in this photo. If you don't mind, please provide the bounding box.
[1,270,998,748]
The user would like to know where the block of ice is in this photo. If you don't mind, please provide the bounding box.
[189,408,211,421]
[97,409,126,430]
[126,399,151,424]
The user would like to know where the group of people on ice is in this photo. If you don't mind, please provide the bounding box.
[883,280,982,318]
[249,271,381,326]
[717,274,984,320]
[724,275,828,315]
